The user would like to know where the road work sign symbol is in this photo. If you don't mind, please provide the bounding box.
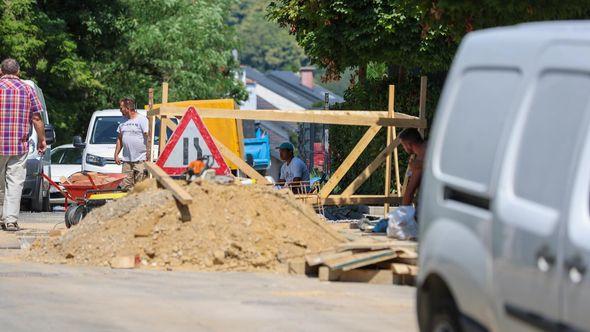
[156,106,230,176]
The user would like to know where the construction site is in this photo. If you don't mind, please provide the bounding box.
[0,81,424,331]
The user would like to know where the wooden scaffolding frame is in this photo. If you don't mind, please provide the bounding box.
[147,78,428,213]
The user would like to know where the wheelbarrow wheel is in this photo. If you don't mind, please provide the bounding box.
[65,205,86,228]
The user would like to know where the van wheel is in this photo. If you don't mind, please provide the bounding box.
[30,180,44,212]
[431,312,460,332]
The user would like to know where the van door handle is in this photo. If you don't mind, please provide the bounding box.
[536,246,555,272]
[565,255,586,284]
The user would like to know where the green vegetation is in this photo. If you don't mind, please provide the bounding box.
[268,0,590,194]
[232,0,306,72]
[0,0,245,143]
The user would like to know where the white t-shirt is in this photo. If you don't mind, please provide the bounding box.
[279,157,310,184]
[117,114,149,162]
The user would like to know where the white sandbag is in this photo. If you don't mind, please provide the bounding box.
[386,205,418,240]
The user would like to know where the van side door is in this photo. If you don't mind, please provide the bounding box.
[561,100,590,330]
[493,44,590,330]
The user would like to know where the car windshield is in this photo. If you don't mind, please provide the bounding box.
[91,116,125,144]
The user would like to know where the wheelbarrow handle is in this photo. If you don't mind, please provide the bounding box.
[40,172,75,202]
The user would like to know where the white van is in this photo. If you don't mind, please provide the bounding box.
[417,22,590,331]
[73,109,158,173]
[22,80,56,211]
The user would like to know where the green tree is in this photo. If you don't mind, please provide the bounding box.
[0,0,246,144]
[268,0,590,194]
[232,0,306,71]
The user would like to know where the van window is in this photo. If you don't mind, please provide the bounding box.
[91,116,125,144]
[439,69,521,192]
[514,71,590,209]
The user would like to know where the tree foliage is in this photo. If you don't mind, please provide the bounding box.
[232,0,306,71]
[268,0,590,194]
[0,0,246,144]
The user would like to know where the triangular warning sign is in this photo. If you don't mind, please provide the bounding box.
[156,106,230,176]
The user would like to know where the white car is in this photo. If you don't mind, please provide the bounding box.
[73,109,159,173]
[49,144,82,205]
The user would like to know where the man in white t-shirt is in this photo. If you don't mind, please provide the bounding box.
[276,142,310,194]
[114,98,149,189]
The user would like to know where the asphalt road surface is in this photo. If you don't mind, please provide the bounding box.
[0,212,418,332]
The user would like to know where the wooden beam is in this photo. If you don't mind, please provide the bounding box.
[163,117,177,132]
[297,194,402,206]
[324,249,397,271]
[158,83,169,156]
[384,85,401,216]
[147,88,155,163]
[145,162,193,221]
[419,76,427,136]
[318,126,381,198]
[212,137,270,184]
[340,137,402,197]
[162,82,169,104]
[151,106,427,128]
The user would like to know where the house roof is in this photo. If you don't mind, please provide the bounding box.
[244,67,344,109]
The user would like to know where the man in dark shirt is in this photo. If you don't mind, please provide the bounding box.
[399,128,426,207]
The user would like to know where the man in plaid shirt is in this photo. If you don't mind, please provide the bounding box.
[0,59,46,231]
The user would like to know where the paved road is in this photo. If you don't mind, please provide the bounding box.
[0,212,418,332]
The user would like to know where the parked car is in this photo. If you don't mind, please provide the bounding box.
[21,80,56,212]
[73,109,158,173]
[49,144,82,205]
[417,22,590,331]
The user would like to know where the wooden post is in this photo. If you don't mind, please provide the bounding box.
[384,85,401,216]
[147,88,155,163]
[419,76,427,136]
[159,82,169,155]
[233,100,246,178]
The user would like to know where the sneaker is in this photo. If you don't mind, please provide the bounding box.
[4,222,19,232]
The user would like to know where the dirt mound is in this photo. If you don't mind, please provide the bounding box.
[28,180,343,272]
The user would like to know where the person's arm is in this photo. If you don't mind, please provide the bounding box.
[31,113,46,154]
[402,158,423,205]
[114,133,123,165]
[29,89,46,154]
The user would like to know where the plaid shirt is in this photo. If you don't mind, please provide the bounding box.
[0,75,42,155]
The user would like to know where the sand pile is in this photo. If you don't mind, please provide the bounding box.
[28,179,343,272]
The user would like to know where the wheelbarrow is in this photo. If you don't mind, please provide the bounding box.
[41,172,128,228]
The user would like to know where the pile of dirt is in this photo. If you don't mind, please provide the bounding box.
[28,179,343,272]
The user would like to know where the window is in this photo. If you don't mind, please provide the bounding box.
[91,116,125,144]
[514,71,590,209]
[51,149,65,164]
[61,148,82,165]
[439,69,522,192]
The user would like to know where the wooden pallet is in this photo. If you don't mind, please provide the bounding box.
[289,240,418,286]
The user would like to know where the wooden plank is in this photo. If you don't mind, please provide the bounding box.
[144,162,193,205]
[305,250,353,267]
[391,263,419,276]
[336,241,418,252]
[212,137,270,184]
[163,117,177,131]
[322,195,402,206]
[384,85,397,216]
[324,249,397,271]
[419,76,427,136]
[341,137,402,197]
[152,106,427,128]
[319,266,342,281]
[338,269,394,284]
[318,125,381,198]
